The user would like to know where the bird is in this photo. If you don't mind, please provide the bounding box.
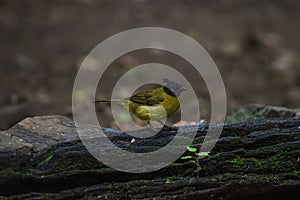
[95,78,186,126]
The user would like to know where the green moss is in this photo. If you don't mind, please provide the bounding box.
[237,174,280,184]
[285,171,300,179]
[226,104,296,122]
[37,150,54,167]
[43,154,104,174]
[227,150,293,173]
[0,167,17,177]
[227,156,247,169]
[0,166,33,178]
[218,173,281,185]
[249,156,286,172]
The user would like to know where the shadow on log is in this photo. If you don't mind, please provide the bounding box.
[0,114,300,199]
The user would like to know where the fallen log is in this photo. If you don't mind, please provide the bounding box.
[0,114,300,199]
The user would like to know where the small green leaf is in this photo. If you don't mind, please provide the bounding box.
[165,178,172,184]
[196,152,210,157]
[181,156,193,159]
[187,146,197,152]
[189,160,197,164]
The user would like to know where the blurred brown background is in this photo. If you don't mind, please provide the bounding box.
[0,0,299,130]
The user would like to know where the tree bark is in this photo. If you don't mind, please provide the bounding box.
[0,115,300,199]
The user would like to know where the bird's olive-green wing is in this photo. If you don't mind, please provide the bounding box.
[128,90,164,106]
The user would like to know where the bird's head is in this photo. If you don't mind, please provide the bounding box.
[163,78,186,96]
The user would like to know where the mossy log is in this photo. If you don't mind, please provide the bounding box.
[0,115,300,199]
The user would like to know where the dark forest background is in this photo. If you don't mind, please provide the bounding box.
[0,0,299,130]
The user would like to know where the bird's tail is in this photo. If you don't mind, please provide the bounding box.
[94,99,128,104]
[95,99,129,110]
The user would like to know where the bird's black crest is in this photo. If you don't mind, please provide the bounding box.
[163,87,176,97]
[162,78,186,96]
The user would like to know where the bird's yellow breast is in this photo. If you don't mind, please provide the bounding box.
[126,87,180,122]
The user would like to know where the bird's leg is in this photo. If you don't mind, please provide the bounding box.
[146,122,157,132]
[158,120,165,126]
